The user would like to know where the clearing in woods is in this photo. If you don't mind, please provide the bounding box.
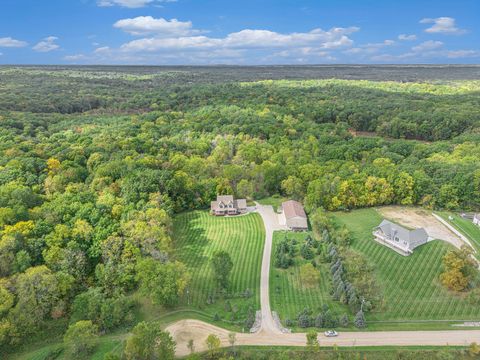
[332,208,480,322]
[173,211,265,326]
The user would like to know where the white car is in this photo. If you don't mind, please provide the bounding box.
[324,330,338,337]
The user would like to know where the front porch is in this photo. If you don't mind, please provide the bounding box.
[373,231,412,256]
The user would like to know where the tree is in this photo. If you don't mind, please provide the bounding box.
[63,320,98,358]
[211,250,233,289]
[124,321,175,360]
[440,246,476,292]
[300,243,314,260]
[187,339,195,354]
[306,330,320,352]
[0,286,14,315]
[354,310,366,328]
[468,342,480,357]
[136,259,190,307]
[299,263,320,288]
[228,332,236,353]
[205,334,221,359]
[339,314,349,328]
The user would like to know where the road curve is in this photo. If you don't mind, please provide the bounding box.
[166,319,480,357]
[255,203,286,334]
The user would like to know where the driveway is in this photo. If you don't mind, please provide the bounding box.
[254,203,287,335]
[166,319,480,357]
[378,206,465,249]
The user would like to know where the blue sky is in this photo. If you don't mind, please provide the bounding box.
[0,0,479,64]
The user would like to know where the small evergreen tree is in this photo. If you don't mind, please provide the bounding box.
[354,310,366,328]
[340,314,349,327]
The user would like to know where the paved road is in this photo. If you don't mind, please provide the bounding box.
[166,319,480,357]
[255,203,286,335]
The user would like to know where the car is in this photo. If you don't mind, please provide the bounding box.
[324,330,338,337]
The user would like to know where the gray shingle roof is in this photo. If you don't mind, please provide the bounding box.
[376,219,428,250]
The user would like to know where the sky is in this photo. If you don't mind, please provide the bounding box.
[0,0,479,65]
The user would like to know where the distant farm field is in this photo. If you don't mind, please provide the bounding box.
[270,231,348,322]
[173,211,265,324]
[333,208,480,321]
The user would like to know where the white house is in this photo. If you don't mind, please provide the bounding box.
[373,219,429,256]
[210,195,247,216]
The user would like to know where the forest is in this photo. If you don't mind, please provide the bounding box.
[0,66,480,357]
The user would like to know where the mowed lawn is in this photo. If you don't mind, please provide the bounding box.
[436,211,480,258]
[333,208,480,321]
[270,231,348,322]
[173,211,265,315]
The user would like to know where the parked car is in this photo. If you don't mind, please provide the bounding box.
[324,330,338,337]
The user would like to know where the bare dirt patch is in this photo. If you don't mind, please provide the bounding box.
[377,206,464,249]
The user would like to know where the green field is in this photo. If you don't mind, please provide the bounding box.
[333,208,480,322]
[257,195,288,212]
[436,212,480,257]
[270,231,348,323]
[173,211,265,325]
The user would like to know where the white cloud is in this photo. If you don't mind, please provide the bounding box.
[420,17,466,35]
[66,21,359,64]
[33,36,60,52]
[411,40,443,52]
[0,37,28,48]
[98,0,173,8]
[446,50,479,58]
[343,39,394,55]
[94,46,111,54]
[398,34,417,41]
[114,16,197,36]
[64,54,88,61]
[98,0,176,8]
[119,26,359,53]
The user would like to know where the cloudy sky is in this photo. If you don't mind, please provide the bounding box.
[0,0,479,64]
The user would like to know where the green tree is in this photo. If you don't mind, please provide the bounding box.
[63,320,98,358]
[306,330,320,352]
[205,334,221,359]
[136,258,190,307]
[124,321,175,360]
[211,250,233,289]
[354,310,366,328]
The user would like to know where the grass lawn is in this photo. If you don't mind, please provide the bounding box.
[257,195,287,212]
[436,211,480,257]
[270,231,349,324]
[173,211,265,328]
[332,208,480,322]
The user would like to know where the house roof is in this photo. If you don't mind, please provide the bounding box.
[236,199,247,209]
[217,195,234,204]
[211,195,247,212]
[376,219,428,248]
[282,200,307,219]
